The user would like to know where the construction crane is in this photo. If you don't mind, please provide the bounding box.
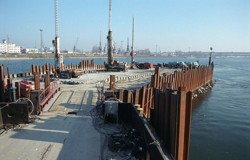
[73,37,79,53]
[99,32,102,53]
[53,0,63,71]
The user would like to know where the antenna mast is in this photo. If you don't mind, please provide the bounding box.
[107,0,114,65]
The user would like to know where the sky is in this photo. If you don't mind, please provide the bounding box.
[0,0,250,52]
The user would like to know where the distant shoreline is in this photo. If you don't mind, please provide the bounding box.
[0,54,250,61]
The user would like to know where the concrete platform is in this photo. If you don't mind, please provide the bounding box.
[0,89,100,160]
[0,68,176,160]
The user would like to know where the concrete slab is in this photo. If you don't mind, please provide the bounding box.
[0,68,176,160]
[0,89,100,160]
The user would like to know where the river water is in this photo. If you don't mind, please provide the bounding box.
[0,56,249,160]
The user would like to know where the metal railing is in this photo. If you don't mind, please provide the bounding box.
[38,81,60,111]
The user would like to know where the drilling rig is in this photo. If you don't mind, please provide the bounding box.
[105,0,127,71]
[53,0,63,73]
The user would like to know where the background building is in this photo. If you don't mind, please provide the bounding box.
[0,40,21,53]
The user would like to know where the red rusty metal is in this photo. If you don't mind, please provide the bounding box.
[102,63,214,160]
[169,90,178,159]
[177,87,187,160]
[109,75,115,91]
[34,72,40,90]
[134,89,140,105]
[20,80,34,97]
[119,89,124,102]
[140,86,146,115]
[183,91,193,160]
[39,82,60,111]
[127,90,132,103]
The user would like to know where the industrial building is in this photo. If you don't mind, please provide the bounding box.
[0,40,21,53]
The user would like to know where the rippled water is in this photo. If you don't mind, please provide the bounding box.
[1,56,249,160]
[190,58,250,160]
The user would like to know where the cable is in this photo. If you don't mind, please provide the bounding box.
[0,98,34,116]
[16,98,35,115]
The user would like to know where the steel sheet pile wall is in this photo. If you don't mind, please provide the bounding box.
[2,60,105,79]
[31,63,55,75]
[108,64,214,160]
[151,63,214,91]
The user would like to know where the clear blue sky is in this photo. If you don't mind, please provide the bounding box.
[0,0,249,52]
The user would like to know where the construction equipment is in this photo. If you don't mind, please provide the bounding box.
[105,0,127,71]
[53,0,64,72]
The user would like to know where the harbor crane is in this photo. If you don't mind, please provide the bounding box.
[73,37,79,53]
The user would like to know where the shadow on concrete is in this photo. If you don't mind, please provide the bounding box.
[8,90,100,160]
